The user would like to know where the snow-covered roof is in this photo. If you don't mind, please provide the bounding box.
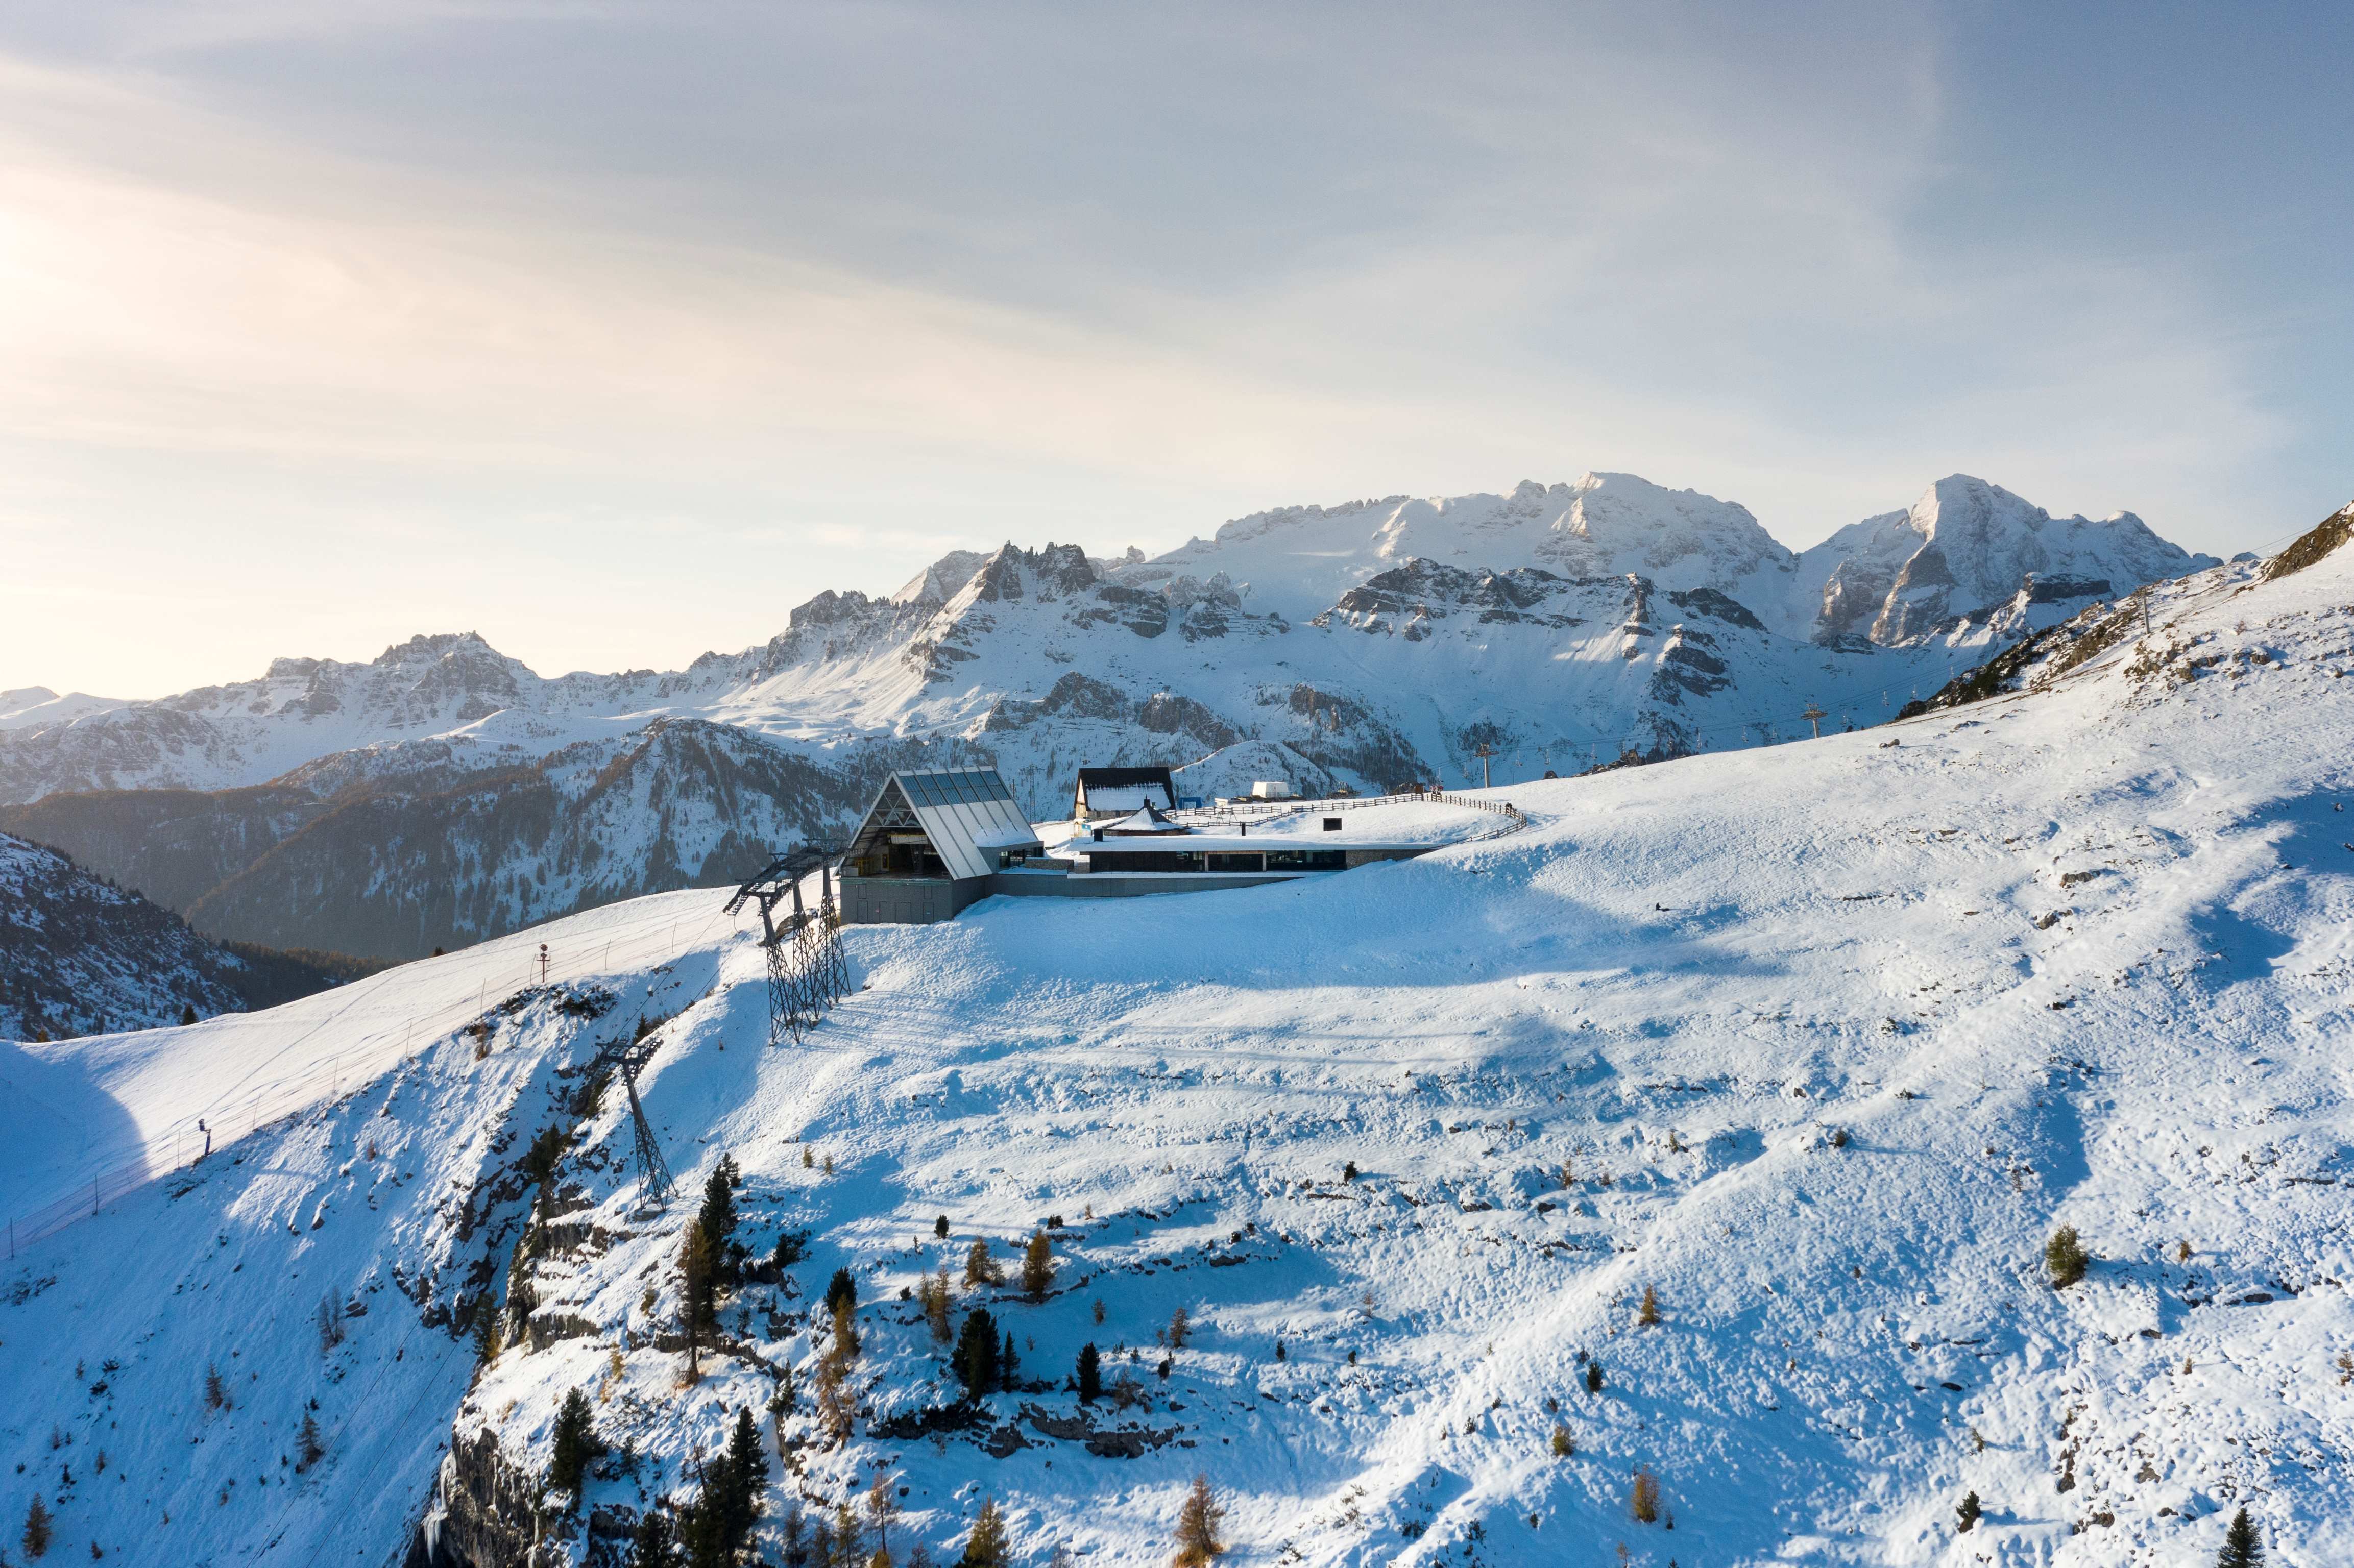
[1099,801,1190,835]
[851,768,1040,881]
[1078,784,1171,815]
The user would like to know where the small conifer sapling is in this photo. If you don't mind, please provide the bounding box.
[961,1498,1009,1568]
[1022,1230,1055,1302]
[1077,1343,1102,1404]
[23,1494,55,1559]
[1630,1468,1661,1524]
[2046,1226,2090,1289]
[1955,1491,1980,1533]
[2217,1506,2264,1568]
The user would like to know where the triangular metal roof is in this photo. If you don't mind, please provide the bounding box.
[847,768,1038,881]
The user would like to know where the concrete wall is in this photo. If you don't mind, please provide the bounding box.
[840,875,988,924]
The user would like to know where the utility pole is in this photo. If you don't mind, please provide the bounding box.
[538,943,550,986]
[1802,702,1828,740]
[1472,743,1497,790]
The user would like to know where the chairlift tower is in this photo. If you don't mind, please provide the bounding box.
[588,1033,674,1208]
[1802,701,1829,740]
[725,847,848,1048]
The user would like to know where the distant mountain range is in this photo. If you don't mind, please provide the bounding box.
[0,471,2217,959]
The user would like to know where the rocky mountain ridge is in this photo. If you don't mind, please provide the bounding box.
[0,471,2219,957]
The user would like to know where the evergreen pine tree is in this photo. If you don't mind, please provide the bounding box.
[960,1499,1009,1568]
[679,1222,716,1377]
[1637,1286,1661,1326]
[699,1156,739,1240]
[297,1412,326,1471]
[1001,1331,1021,1391]
[1549,1424,1573,1458]
[953,1309,1000,1399]
[1955,1491,1980,1533]
[204,1362,229,1410]
[179,1004,199,1027]
[548,1387,607,1505]
[1585,1359,1604,1394]
[831,1296,861,1366]
[2217,1506,2264,1568]
[935,1215,950,1238]
[1077,1343,1102,1404]
[826,1268,859,1315]
[22,1494,54,1559]
[1167,1305,1190,1349]
[472,1300,502,1367]
[1171,1475,1226,1567]
[1022,1230,1054,1302]
[964,1238,1001,1288]
[717,1405,767,1550]
[629,1505,676,1568]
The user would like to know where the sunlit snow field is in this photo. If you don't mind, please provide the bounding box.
[2,546,2349,1566]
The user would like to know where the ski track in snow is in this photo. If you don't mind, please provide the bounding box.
[1,544,2350,1567]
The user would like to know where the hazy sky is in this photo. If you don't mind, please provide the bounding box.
[3,2,2347,697]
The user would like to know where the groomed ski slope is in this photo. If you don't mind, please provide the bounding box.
[3,539,2350,1567]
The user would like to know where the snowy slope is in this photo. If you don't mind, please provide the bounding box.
[4,508,2347,1567]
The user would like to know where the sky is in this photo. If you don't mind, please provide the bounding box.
[1,1,2348,699]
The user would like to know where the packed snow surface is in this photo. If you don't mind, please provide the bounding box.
[1,542,2348,1567]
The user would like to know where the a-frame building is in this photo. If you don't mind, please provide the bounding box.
[838,768,1043,924]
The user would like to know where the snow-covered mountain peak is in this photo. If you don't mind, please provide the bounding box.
[0,687,125,733]
[1137,473,1794,622]
[1532,470,1795,587]
[893,549,994,608]
[1830,474,2221,645]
